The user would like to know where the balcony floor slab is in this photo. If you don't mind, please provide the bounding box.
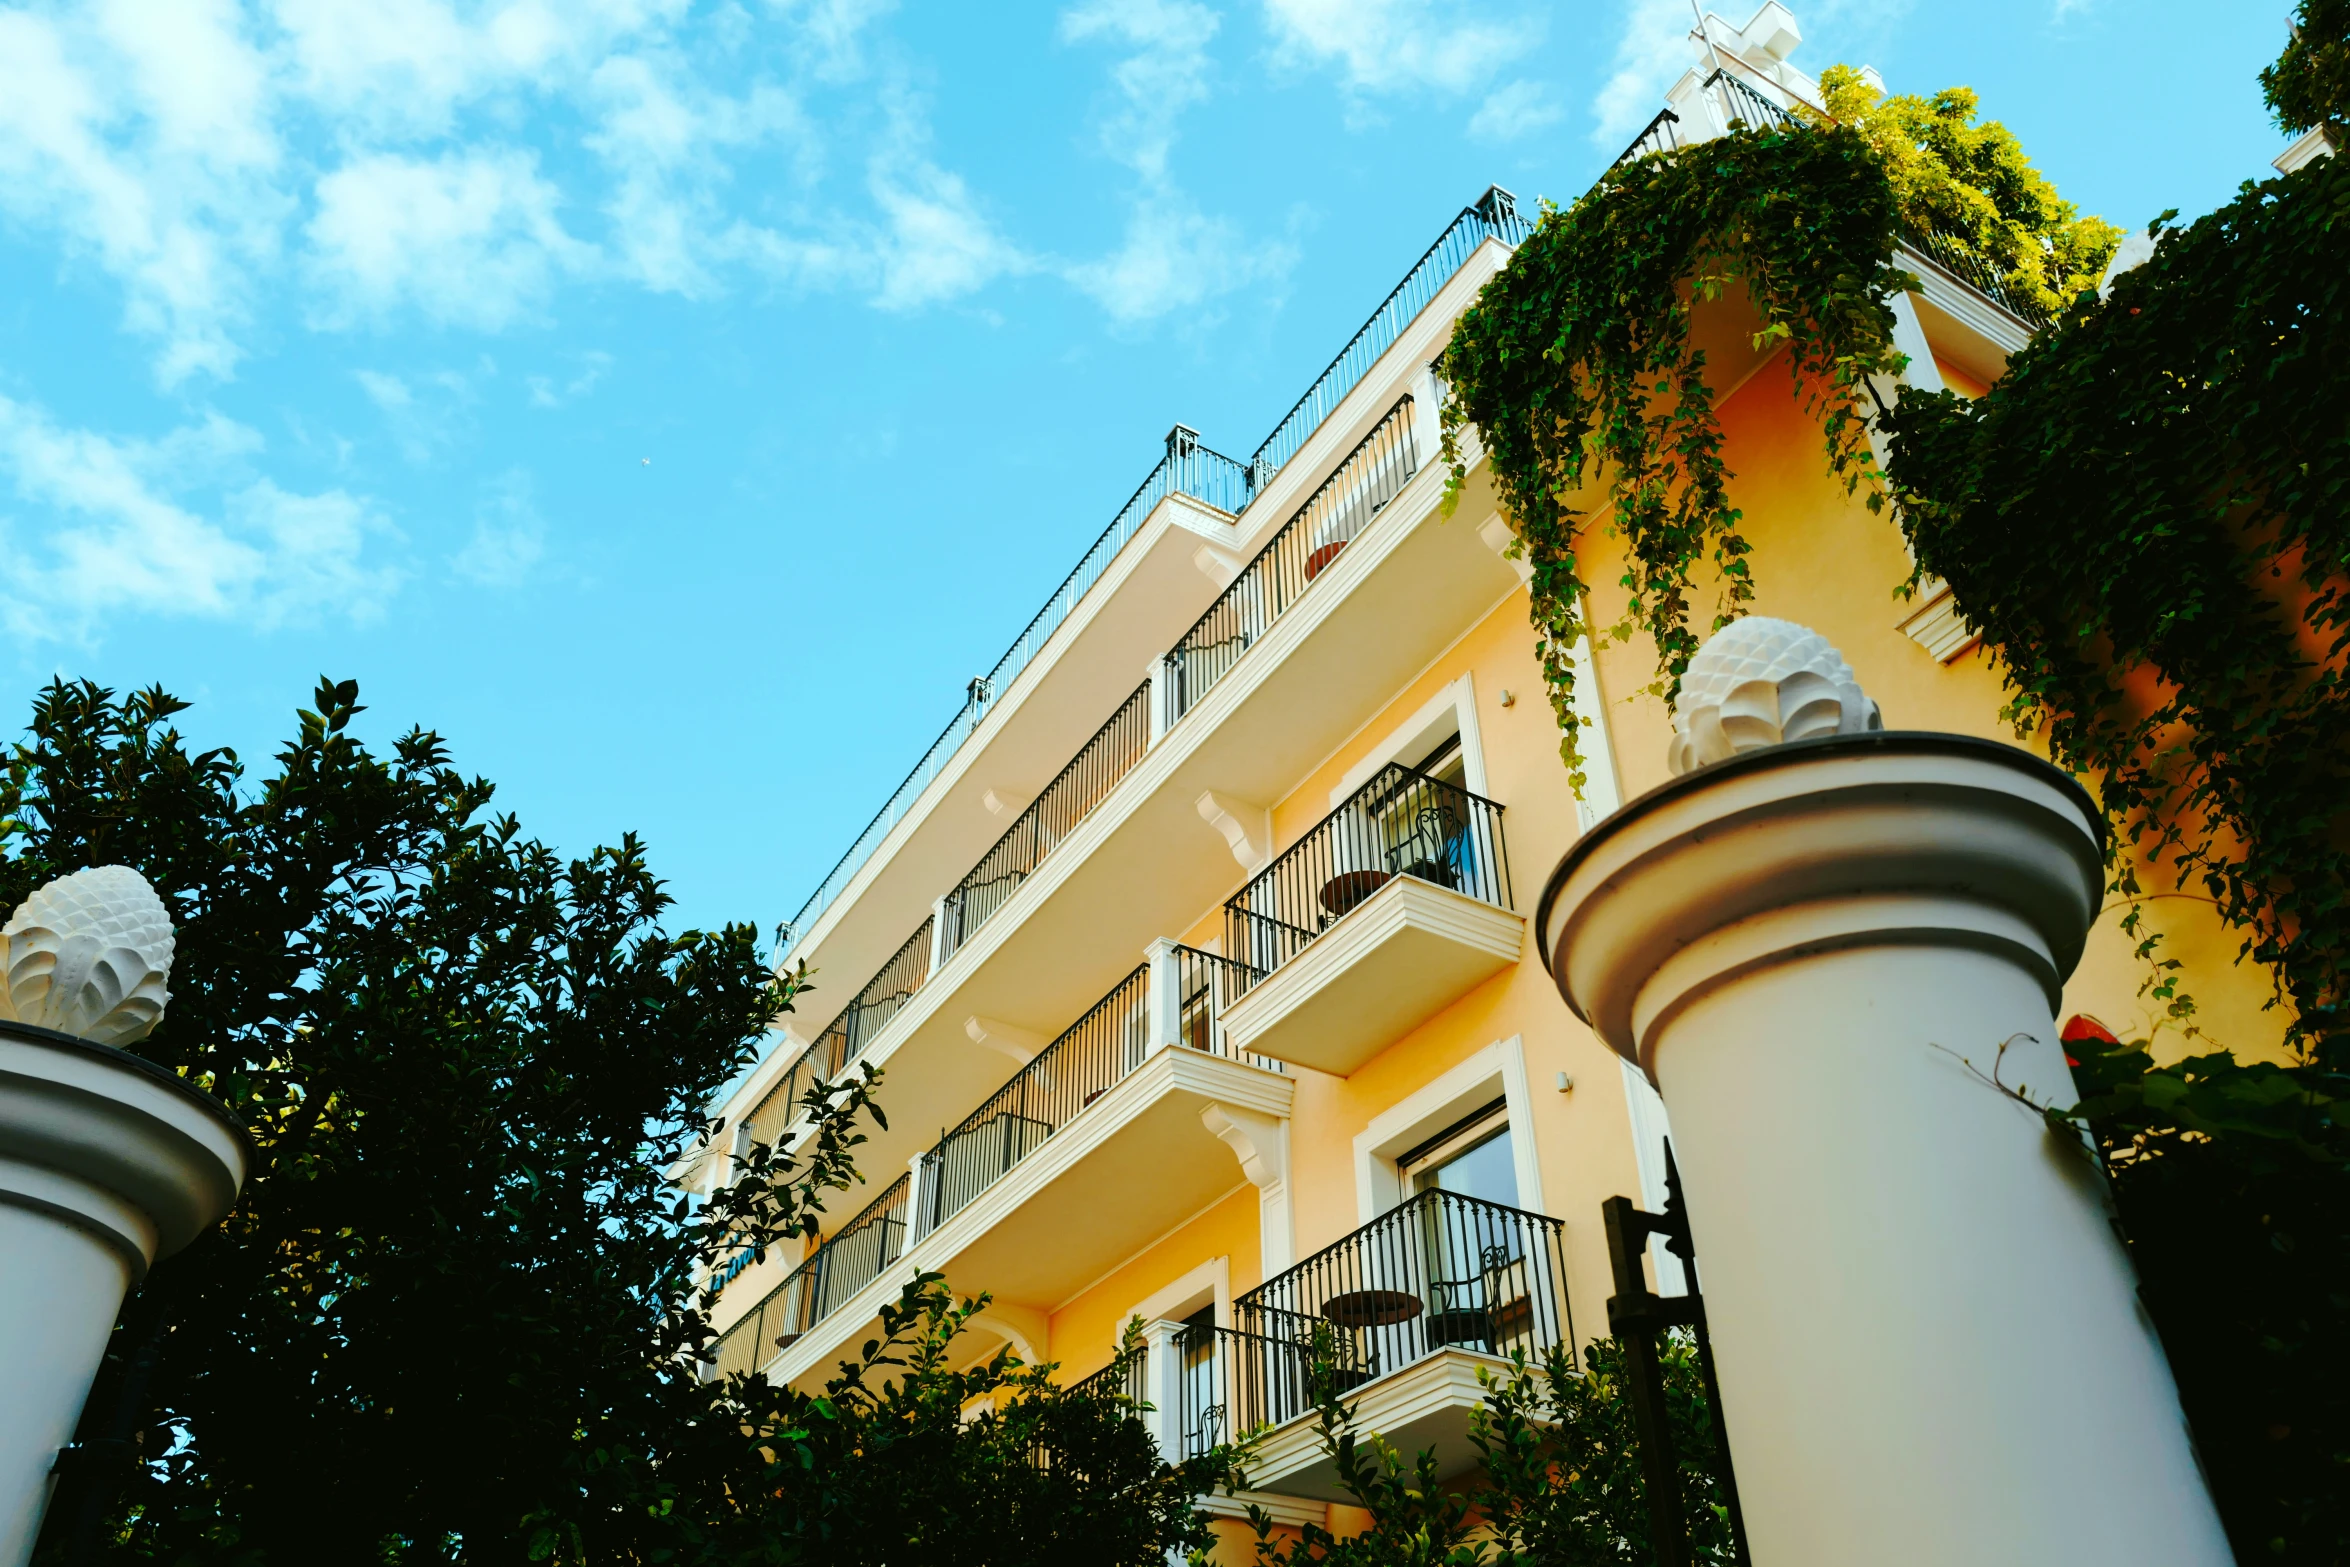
[1222,876,1524,1076]
[1246,1348,1512,1502]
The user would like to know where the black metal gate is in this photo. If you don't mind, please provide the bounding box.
[1601,1142,1752,1567]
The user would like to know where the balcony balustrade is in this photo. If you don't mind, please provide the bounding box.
[709,1169,911,1381]
[1162,395,1420,730]
[940,680,1153,959]
[1235,1189,1571,1376]
[1245,187,1524,490]
[741,1041,824,1151]
[1224,763,1510,986]
[1164,1191,1574,1495]
[779,188,1527,962]
[915,945,1274,1239]
[1612,66,1793,168]
[713,944,1285,1384]
[814,914,935,1077]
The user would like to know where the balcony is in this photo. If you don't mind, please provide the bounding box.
[769,192,1530,1043]
[940,680,1153,959]
[714,943,1293,1389]
[1161,394,1420,729]
[1182,1190,1575,1499]
[1219,764,1521,1076]
[708,1168,910,1381]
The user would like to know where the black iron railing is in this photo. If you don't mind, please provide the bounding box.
[742,1042,825,1150]
[1233,1189,1574,1399]
[709,1169,913,1379]
[1615,105,1684,165]
[1223,763,1509,985]
[1172,1323,1320,1454]
[915,946,1276,1239]
[814,915,935,1077]
[1162,395,1420,729]
[783,429,1249,952]
[1069,1346,1149,1405]
[1707,67,1794,129]
[1611,68,1792,171]
[1903,221,2050,325]
[940,681,1152,958]
[780,189,1527,959]
[1246,186,1525,492]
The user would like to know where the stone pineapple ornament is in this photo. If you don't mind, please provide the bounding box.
[1668,616,1882,776]
[0,865,175,1045]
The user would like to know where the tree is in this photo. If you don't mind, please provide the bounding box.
[4,679,1227,1564]
[1815,65,2120,320]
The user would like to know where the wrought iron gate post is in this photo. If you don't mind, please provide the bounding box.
[1603,1141,1752,1567]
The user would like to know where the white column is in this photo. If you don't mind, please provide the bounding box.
[929,893,954,970]
[1139,1317,1190,1461]
[905,1151,932,1243]
[1,1025,247,1567]
[1142,939,1183,1057]
[1539,734,2231,1567]
[1145,655,1171,745]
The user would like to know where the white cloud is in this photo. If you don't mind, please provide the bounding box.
[867,157,1024,310]
[0,394,398,639]
[1469,78,1564,141]
[307,149,594,329]
[0,0,1018,385]
[452,469,546,586]
[1591,0,1701,146]
[584,54,804,296]
[1060,0,1220,181]
[269,0,684,139]
[1059,0,1288,324]
[1262,0,1533,97]
[0,4,284,384]
[1068,194,1293,324]
[527,351,613,408]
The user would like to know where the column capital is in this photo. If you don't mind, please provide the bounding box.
[1538,732,2103,1079]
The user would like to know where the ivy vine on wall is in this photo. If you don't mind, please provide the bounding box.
[1435,120,1910,790]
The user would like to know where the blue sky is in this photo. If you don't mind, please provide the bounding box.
[0,0,2298,940]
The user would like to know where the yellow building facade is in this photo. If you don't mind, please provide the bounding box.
[696,12,2286,1549]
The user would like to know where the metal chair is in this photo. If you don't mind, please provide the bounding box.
[1424,1244,1511,1352]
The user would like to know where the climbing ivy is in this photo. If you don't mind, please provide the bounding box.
[1439,71,2117,788]
[1437,121,1910,788]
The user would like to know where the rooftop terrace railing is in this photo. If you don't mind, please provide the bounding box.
[914,945,1276,1240]
[1244,186,1526,490]
[1223,762,1510,988]
[1162,393,1420,729]
[1232,1188,1574,1398]
[813,914,935,1078]
[1610,66,1793,171]
[779,188,1529,962]
[940,680,1153,960]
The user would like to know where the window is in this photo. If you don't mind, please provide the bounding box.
[1177,1304,1221,1457]
[1398,1098,1518,1209]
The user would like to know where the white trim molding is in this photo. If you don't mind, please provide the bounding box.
[1122,1254,1231,1338]
[1328,673,1491,806]
[1351,1035,1543,1223]
[1896,578,1983,664]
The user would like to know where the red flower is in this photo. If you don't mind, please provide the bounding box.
[2059,1013,2118,1068]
